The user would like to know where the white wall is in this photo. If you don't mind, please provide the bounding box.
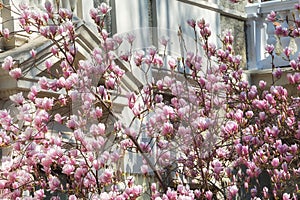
[113,0,220,56]
[157,0,220,58]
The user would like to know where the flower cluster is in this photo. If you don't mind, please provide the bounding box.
[1,1,300,200]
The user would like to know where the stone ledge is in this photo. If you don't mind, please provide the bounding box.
[177,0,247,20]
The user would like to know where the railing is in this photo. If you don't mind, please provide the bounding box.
[245,0,299,70]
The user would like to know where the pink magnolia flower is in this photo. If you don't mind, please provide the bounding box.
[110,151,120,162]
[140,142,151,153]
[143,55,152,65]
[9,92,24,105]
[103,38,115,51]
[9,68,22,79]
[222,121,238,136]
[59,8,73,19]
[265,44,275,54]
[263,187,269,198]
[159,151,171,167]
[284,47,292,58]
[35,97,54,110]
[127,92,137,109]
[153,55,163,66]
[192,117,211,131]
[126,33,136,44]
[265,93,276,105]
[67,116,80,130]
[271,158,280,167]
[212,159,223,177]
[259,111,266,121]
[187,19,196,28]
[92,160,100,170]
[275,25,288,37]
[68,195,77,200]
[282,162,288,173]
[125,185,143,198]
[185,51,195,68]
[125,127,137,138]
[133,50,145,66]
[90,123,105,136]
[290,144,298,154]
[54,113,62,124]
[200,26,211,38]
[113,34,123,45]
[49,176,61,191]
[287,73,296,84]
[251,188,257,197]
[74,167,87,180]
[34,189,45,199]
[159,36,169,46]
[51,46,59,56]
[146,45,156,56]
[205,190,213,200]
[62,164,75,175]
[2,56,14,71]
[166,188,177,199]
[100,169,113,184]
[49,25,58,38]
[282,193,291,200]
[277,143,289,154]
[228,185,238,198]
[224,31,234,44]
[294,73,300,83]
[235,144,249,156]
[163,76,173,88]
[101,29,109,40]
[266,11,276,22]
[41,156,52,169]
[99,2,110,14]
[162,122,174,136]
[141,165,148,175]
[26,86,37,101]
[45,59,53,71]
[30,49,37,58]
[0,180,7,189]
[252,99,267,110]
[233,109,243,123]
[83,173,96,188]
[19,2,28,10]
[290,60,297,70]
[38,77,49,90]
[45,1,54,14]
[93,106,103,119]
[197,18,205,29]
[245,110,254,118]
[105,77,115,89]
[99,193,110,200]
[90,8,98,19]
[259,80,267,89]
[168,57,177,70]
[295,3,300,10]
[176,184,185,194]
[292,28,300,37]
[120,51,130,62]
[3,28,10,39]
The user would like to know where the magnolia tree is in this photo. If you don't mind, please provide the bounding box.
[1,1,300,200]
